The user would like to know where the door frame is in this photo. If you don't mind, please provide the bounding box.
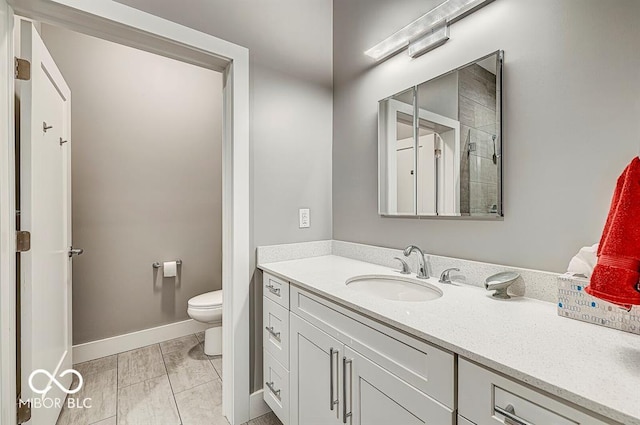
[0,1,251,424]
[0,1,17,423]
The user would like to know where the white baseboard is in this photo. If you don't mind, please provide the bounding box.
[249,389,271,420]
[73,319,212,364]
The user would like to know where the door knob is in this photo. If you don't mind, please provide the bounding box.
[69,247,84,258]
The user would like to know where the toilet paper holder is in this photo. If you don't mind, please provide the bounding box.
[152,260,182,269]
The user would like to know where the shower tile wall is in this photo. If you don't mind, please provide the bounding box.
[459,64,498,215]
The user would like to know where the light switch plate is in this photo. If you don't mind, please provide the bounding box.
[299,208,310,228]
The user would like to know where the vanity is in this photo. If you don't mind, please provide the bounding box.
[259,251,640,425]
[257,50,640,425]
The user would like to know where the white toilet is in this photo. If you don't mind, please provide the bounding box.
[187,290,223,356]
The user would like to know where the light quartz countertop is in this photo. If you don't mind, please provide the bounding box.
[258,255,640,425]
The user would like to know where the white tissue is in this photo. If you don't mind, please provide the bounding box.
[567,244,598,278]
[163,261,177,278]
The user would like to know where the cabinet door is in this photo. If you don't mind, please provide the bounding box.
[458,416,477,425]
[344,347,455,425]
[290,313,343,425]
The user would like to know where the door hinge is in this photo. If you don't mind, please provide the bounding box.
[15,58,31,81]
[16,231,31,252]
[17,399,31,424]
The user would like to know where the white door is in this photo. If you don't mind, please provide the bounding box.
[18,20,73,425]
[396,141,415,214]
[290,314,343,425]
[417,134,436,215]
[344,347,454,425]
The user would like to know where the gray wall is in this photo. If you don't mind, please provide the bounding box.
[40,25,223,344]
[113,0,334,246]
[333,0,640,273]
[112,0,334,392]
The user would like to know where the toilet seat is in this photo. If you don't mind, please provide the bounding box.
[188,290,222,309]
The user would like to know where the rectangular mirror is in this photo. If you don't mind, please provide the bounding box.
[378,50,503,218]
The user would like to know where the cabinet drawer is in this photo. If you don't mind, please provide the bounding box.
[263,272,289,308]
[263,297,290,369]
[459,358,612,425]
[290,285,455,409]
[264,350,290,425]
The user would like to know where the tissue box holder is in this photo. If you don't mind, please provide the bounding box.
[557,274,640,335]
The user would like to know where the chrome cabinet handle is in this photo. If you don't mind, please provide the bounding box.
[495,404,533,425]
[265,284,281,296]
[265,381,281,400]
[342,357,352,423]
[329,348,339,410]
[265,326,281,342]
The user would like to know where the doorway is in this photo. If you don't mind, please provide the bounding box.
[0,1,251,424]
[40,22,224,349]
[18,20,224,424]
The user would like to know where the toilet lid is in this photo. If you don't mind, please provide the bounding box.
[188,290,223,308]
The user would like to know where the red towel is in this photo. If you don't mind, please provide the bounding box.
[586,157,640,308]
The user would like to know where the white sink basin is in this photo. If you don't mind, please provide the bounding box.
[345,275,443,302]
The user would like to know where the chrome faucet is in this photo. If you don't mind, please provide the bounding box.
[439,268,460,284]
[403,245,429,279]
[393,257,411,275]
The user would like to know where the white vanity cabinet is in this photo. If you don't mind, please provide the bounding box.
[262,271,618,425]
[289,313,452,425]
[264,272,455,425]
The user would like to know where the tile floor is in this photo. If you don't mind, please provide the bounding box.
[57,332,281,425]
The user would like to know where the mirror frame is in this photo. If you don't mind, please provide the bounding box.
[378,50,504,219]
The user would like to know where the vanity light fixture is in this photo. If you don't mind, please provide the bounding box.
[408,22,450,58]
[365,0,494,61]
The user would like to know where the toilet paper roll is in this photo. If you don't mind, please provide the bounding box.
[163,261,177,278]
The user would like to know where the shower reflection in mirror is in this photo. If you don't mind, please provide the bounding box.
[378,50,503,218]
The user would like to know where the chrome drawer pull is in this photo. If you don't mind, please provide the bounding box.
[265,381,281,400]
[265,326,281,342]
[266,284,281,296]
[329,348,339,410]
[495,404,534,425]
[342,357,352,423]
